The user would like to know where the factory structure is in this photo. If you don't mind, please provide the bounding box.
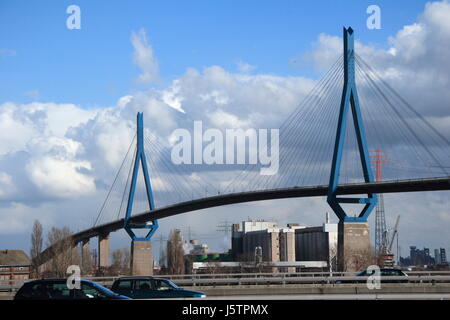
[182,214,338,273]
[229,214,338,272]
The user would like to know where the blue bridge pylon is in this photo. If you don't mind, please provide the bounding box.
[327,27,377,222]
[124,112,159,241]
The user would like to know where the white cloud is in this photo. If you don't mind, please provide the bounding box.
[27,156,95,199]
[0,104,37,155]
[131,28,159,83]
[236,60,256,73]
[207,109,250,128]
[0,172,15,198]
[161,80,185,113]
[24,89,40,100]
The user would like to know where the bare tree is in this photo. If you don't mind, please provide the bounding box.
[159,246,167,269]
[341,247,377,272]
[30,220,43,276]
[111,248,131,275]
[45,226,79,277]
[81,246,93,276]
[123,248,130,274]
[166,229,184,274]
[111,248,123,274]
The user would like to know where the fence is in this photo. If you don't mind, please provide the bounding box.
[2,270,450,293]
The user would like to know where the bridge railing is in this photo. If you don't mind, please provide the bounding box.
[2,271,450,292]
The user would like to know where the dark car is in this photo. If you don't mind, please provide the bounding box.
[111,276,206,299]
[357,268,408,277]
[336,268,408,284]
[14,279,131,300]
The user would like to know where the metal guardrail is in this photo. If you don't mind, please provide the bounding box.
[2,271,450,293]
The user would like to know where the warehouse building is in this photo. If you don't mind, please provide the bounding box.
[231,215,338,272]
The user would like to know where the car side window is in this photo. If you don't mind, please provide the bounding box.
[117,280,132,290]
[46,283,71,299]
[20,283,45,298]
[135,280,153,290]
[153,280,171,291]
[381,270,398,276]
[79,283,102,299]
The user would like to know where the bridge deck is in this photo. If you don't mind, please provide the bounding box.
[71,177,450,243]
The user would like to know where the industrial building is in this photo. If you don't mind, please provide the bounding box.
[231,214,338,272]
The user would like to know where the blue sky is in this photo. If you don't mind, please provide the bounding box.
[1,0,430,107]
[1,0,450,258]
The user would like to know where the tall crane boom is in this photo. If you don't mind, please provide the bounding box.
[388,215,400,252]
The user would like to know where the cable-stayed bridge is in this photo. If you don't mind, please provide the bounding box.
[38,27,450,272]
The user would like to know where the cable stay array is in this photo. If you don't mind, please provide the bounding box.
[93,53,450,227]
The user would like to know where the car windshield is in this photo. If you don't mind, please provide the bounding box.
[88,281,119,296]
[166,280,180,289]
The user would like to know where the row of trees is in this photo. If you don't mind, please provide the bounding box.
[30,220,80,277]
[30,220,186,276]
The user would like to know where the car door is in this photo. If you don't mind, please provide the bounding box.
[113,279,133,298]
[74,282,104,299]
[133,279,157,299]
[16,282,49,300]
[152,279,176,298]
[45,281,73,300]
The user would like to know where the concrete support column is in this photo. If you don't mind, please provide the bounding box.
[98,233,110,270]
[82,240,91,274]
[279,231,296,273]
[338,222,371,272]
[131,240,153,276]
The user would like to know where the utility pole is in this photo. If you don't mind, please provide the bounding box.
[371,149,390,256]
[216,221,233,234]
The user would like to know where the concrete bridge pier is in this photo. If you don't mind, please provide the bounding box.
[337,222,371,272]
[98,233,110,272]
[131,240,153,276]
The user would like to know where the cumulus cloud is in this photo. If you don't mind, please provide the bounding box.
[303,1,450,120]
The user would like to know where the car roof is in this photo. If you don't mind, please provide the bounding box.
[25,279,96,284]
[115,276,170,281]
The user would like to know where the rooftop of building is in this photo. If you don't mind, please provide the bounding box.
[0,249,31,266]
